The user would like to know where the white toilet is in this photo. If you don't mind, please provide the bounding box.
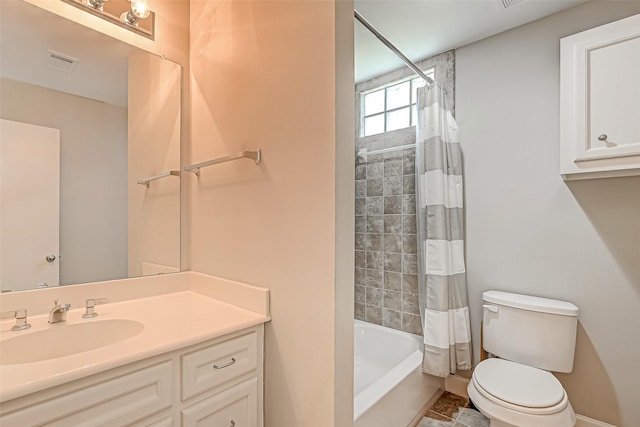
[467,291,579,427]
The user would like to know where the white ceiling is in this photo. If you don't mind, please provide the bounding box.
[1,0,134,107]
[354,0,585,83]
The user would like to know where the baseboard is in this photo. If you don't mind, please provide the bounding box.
[445,374,470,398]
[575,414,617,427]
[407,388,445,427]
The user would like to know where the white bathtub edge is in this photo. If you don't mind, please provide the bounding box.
[354,365,443,427]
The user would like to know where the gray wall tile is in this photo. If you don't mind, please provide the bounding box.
[402,195,416,214]
[384,196,403,214]
[384,215,403,234]
[366,287,383,307]
[383,290,402,311]
[365,305,382,325]
[384,176,403,195]
[365,268,383,288]
[402,149,415,175]
[382,309,401,329]
[402,293,420,315]
[355,303,366,321]
[384,158,403,177]
[355,233,366,251]
[366,216,383,233]
[365,233,382,252]
[355,286,366,304]
[403,175,415,194]
[384,271,402,291]
[356,198,366,216]
[367,179,383,196]
[384,252,402,272]
[383,233,402,253]
[402,274,419,294]
[403,234,417,254]
[366,197,384,216]
[402,313,423,335]
[403,253,418,275]
[366,161,383,178]
[366,251,383,269]
[355,180,367,197]
[403,215,417,234]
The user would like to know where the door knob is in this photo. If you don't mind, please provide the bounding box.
[45,255,56,262]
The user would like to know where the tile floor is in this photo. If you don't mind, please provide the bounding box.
[418,392,490,427]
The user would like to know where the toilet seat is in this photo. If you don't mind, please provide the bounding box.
[472,358,568,415]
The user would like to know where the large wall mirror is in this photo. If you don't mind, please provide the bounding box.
[0,0,181,292]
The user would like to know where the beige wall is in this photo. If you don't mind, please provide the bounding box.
[0,78,128,285]
[456,2,640,426]
[189,0,353,425]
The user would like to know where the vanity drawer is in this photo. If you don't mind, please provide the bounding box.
[181,377,258,427]
[182,331,258,400]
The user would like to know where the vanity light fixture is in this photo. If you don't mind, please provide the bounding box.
[121,0,151,26]
[86,0,107,11]
[62,0,155,40]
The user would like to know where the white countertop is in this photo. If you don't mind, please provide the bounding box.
[0,289,270,402]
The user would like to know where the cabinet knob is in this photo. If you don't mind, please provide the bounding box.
[230,421,236,427]
[597,134,617,147]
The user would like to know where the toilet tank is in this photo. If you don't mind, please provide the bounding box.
[482,291,579,373]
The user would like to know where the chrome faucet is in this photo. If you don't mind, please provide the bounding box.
[1,308,31,331]
[48,299,71,324]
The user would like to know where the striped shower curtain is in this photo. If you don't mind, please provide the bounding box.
[415,82,472,378]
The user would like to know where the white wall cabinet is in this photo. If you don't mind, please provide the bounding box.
[560,14,640,180]
[0,326,264,427]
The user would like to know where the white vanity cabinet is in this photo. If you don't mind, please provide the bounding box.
[0,325,264,427]
[560,14,640,180]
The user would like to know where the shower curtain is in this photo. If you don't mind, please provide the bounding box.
[415,82,472,378]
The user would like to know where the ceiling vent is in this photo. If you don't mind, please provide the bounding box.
[499,0,525,8]
[46,50,79,72]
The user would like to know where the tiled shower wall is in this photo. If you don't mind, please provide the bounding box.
[354,51,455,335]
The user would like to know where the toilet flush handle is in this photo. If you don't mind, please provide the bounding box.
[482,304,499,313]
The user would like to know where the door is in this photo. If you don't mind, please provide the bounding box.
[0,119,60,291]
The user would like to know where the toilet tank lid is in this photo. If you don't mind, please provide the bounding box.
[483,291,579,317]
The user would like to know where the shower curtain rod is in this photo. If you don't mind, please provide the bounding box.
[354,10,434,84]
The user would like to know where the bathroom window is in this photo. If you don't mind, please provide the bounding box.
[361,68,435,137]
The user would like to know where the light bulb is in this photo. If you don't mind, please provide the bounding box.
[130,0,151,19]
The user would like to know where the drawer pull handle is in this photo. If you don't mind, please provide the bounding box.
[213,357,236,370]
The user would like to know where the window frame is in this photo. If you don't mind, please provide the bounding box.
[360,68,435,137]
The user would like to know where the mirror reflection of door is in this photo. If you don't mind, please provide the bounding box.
[1,119,60,291]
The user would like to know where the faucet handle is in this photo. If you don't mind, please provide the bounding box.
[83,298,108,318]
[1,308,31,331]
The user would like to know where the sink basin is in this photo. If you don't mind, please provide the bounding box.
[0,319,144,365]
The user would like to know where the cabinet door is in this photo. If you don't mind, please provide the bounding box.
[0,361,173,427]
[560,14,640,179]
[181,378,258,427]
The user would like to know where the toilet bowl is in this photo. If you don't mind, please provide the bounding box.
[468,358,576,427]
[471,291,580,427]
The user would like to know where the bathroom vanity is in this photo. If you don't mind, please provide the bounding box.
[0,272,270,427]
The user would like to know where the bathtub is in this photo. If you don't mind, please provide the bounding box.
[354,320,442,427]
